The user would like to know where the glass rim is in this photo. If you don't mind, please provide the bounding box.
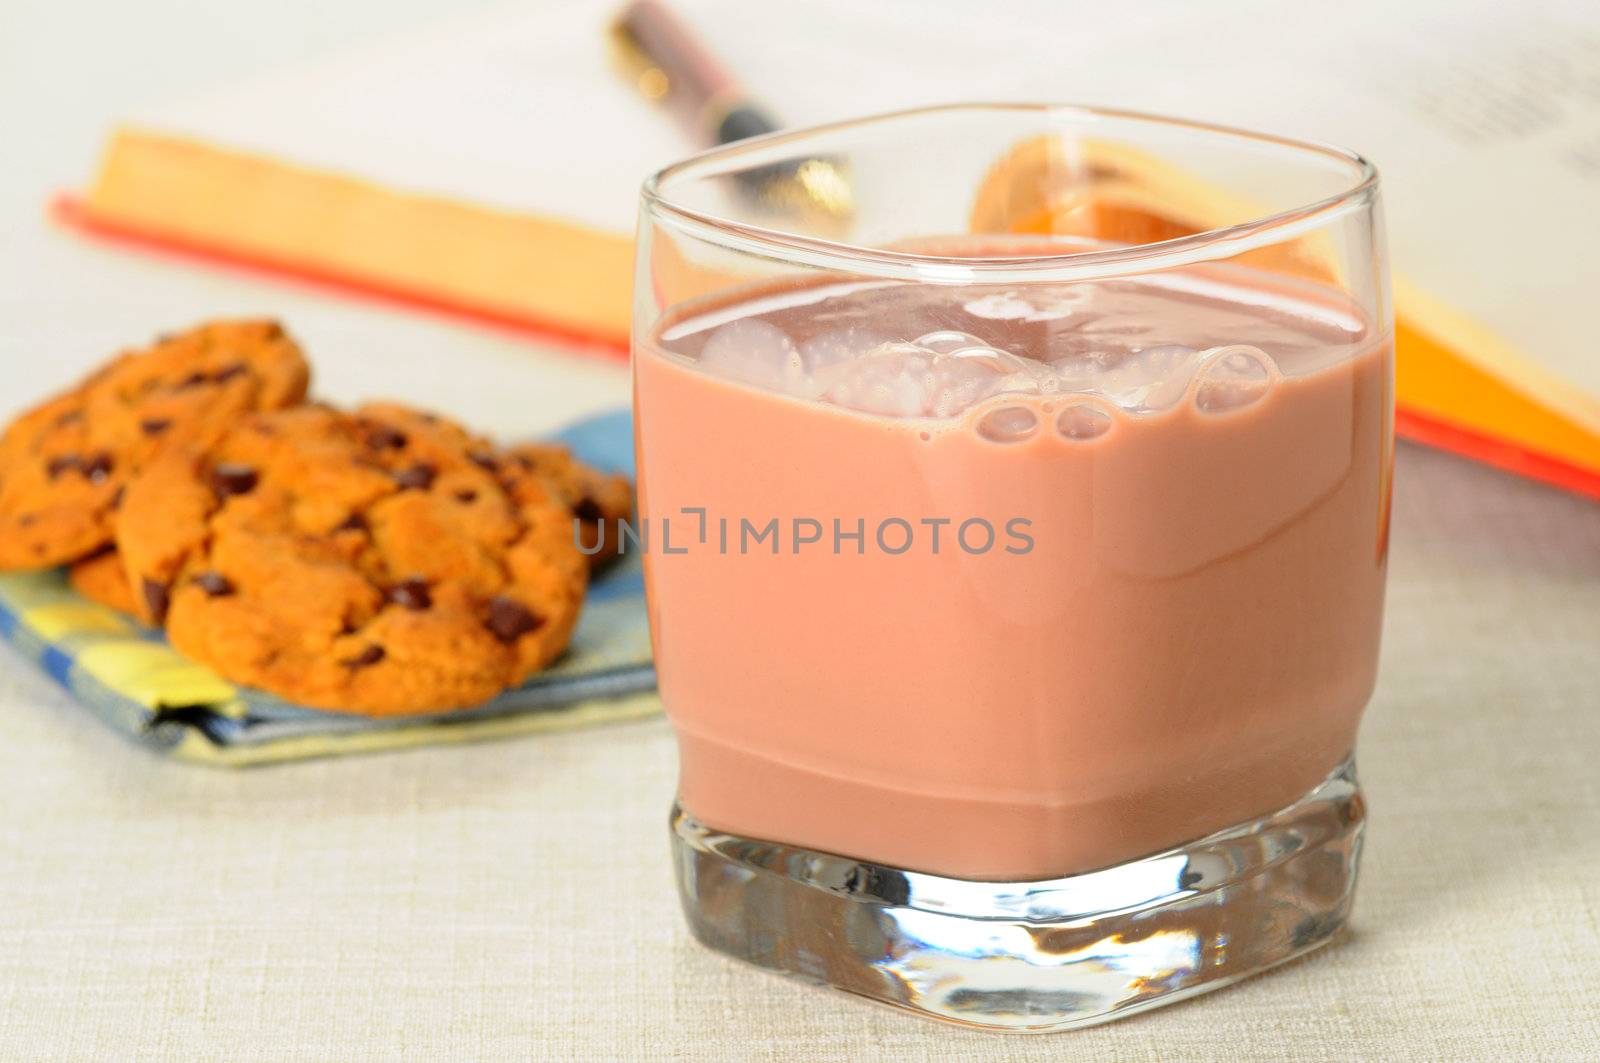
[640,102,1380,284]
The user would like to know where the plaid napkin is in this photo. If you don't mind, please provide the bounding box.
[0,409,657,765]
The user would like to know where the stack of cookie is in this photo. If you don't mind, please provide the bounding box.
[0,321,632,716]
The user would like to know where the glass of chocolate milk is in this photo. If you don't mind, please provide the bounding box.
[633,104,1391,1031]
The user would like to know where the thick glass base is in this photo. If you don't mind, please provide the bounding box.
[671,757,1364,1032]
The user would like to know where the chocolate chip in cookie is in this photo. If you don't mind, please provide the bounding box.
[486,596,543,643]
[192,571,234,597]
[210,463,260,498]
[387,577,432,611]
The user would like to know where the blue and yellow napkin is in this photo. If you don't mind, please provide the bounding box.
[0,409,657,765]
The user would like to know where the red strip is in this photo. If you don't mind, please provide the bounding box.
[47,192,1600,502]
[1395,408,1600,501]
[50,194,631,363]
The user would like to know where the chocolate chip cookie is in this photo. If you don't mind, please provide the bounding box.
[116,403,588,715]
[67,545,139,616]
[496,443,634,567]
[356,403,634,568]
[0,320,309,570]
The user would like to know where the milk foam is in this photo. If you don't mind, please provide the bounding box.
[659,273,1369,422]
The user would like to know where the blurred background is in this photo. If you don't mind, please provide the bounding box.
[10,0,1599,489]
[1,0,623,436]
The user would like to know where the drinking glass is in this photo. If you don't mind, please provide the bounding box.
[632,103,1391,1031]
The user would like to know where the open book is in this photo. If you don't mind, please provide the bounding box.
[60,0,1600,496]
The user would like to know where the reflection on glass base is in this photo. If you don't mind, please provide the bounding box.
[671,757,1364,1032]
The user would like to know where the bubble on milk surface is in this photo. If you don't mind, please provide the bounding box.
[1045,353,1106,394]
[914,330,988,354]
[798,327,891,374]
[1055,402,1113,441]
[814,340,1042,418]
[699,319,809,395]
[813,343,928,416]
[1095,345,1199,411]
[926,351,1014,417]
[976,405,1039,443]
[1194,346,1275,412]
[688,305,1280,425]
